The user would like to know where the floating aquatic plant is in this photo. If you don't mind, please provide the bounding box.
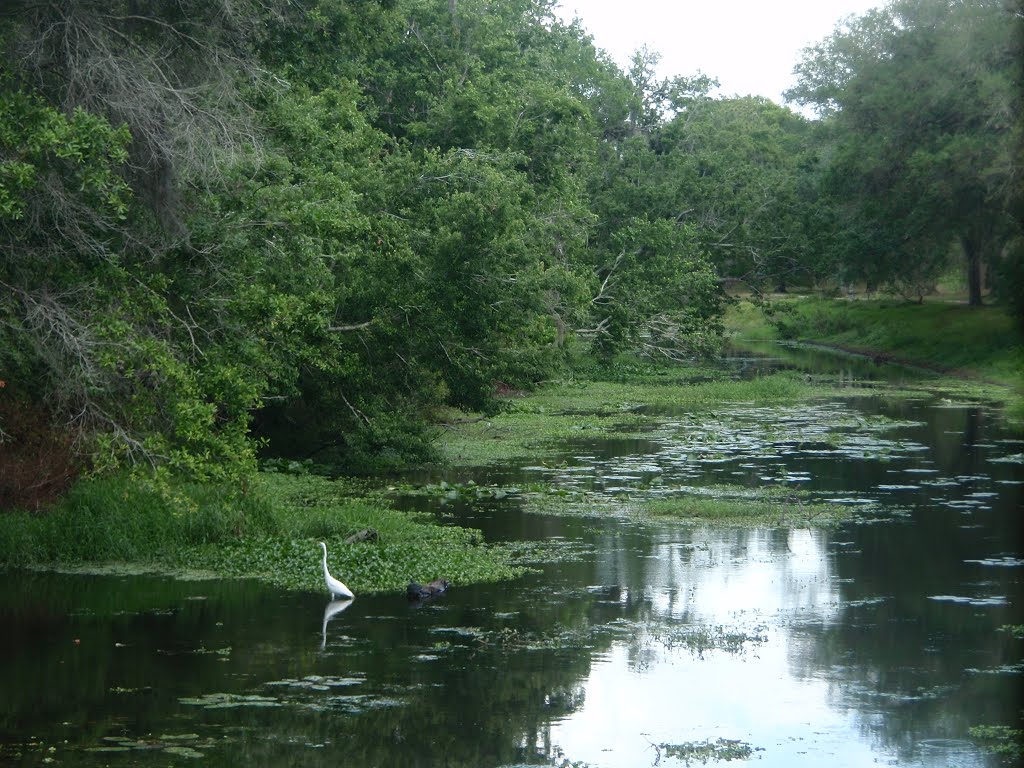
[85,733,217,759]
[615,620,770,660]
[969,725,1024,760]
[655,737,762,764]
[998,624,1024,639]
[638,492,851,528]
[179,693,281,709]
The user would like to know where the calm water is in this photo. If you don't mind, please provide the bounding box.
[2,346,1022,767]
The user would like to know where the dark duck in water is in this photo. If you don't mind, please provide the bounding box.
[407,578,450,601]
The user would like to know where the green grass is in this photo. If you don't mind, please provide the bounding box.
[6,306,1015,590]
[0,474,274,566]
[438,371,834,466]
[737,297,1023,383]
[725,297,1023,420]
[638,487,853,528]
[0,472,526,594]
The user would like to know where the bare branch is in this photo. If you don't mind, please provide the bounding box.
[328,320,373,333]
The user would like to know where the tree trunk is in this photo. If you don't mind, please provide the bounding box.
[449,0,459,35]
[962,234,984,307]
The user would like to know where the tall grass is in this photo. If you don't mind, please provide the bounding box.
[0,474,274,567]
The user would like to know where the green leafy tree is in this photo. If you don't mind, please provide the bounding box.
[1,1,278,481]
[582,62,725,356]
[653,97,817,292]
[788,0,1021,305]
[591,217,722,358]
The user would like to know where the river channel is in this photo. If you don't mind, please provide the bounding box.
[2,345,1022,767]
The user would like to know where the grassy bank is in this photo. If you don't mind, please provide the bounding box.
[0,471,525,594]
[0,367,868,587]
[727,297,1023,418]
[7,305,1011,588]
[729,297,1023,384]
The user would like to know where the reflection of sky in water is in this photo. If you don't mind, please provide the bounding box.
[551,644,887,768]
[2,384,1018,767]
[638,529,840,621]
[550,527,876,768]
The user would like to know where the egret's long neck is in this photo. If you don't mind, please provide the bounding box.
[321,548,330,576]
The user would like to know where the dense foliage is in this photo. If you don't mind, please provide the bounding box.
[788,0,1022,307]
[1,0,1019,502]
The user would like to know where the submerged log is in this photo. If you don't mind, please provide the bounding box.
[407,578,450,601]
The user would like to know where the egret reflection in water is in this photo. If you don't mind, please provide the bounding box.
[321,598,354,650]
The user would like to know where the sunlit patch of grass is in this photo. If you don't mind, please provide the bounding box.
[723,299,777,341]
[726,297,1023,424]
[638,489,852,528]
[730,296,1024,389]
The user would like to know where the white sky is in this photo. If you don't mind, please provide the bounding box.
[555,0,884,105]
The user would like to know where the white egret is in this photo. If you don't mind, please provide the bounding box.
[318,541,355,600]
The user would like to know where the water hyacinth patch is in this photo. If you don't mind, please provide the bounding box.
[171,474,526,594]
[0,472,525,594]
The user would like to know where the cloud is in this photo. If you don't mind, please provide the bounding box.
[556,0,881,104]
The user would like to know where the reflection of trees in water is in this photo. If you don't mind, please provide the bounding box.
[211,602,609,766]
[0,569,619,767]
[788,610,1019,764]
[5,398,1021,766]
[788,480,1024,759]
[269,524,838,767]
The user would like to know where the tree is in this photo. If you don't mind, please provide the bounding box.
[588,217,722,359]
[237,0,603,462]
[788,0,1021,305]
[652,97,817,292]
[0,1,278,479]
